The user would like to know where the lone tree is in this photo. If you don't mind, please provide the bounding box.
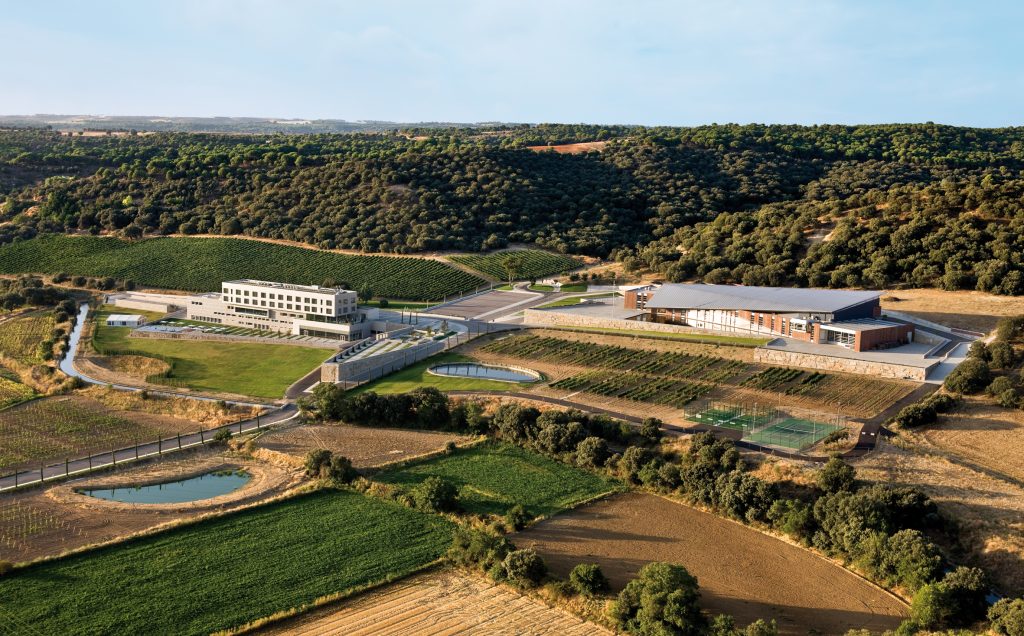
[502,548,547,587]
[502,253,525,286]
[817,456,856,493]
[412,476,459,512]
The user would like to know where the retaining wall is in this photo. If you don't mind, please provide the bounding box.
[753,347,935,381]
[522,308,737,336]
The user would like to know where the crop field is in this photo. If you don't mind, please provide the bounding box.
[551,370,712,408]
[0,489,453,636]
[0,396,171,470]
[0,311,55,364]
[483,334,914,417]
[0,374,35,409]
[1,499,83,555]
[515,492,906,635]
[262,570,608,636]
[93,307,329,398]
[0,235,485,301]
[450,249,580,281]
[374,444,617,517]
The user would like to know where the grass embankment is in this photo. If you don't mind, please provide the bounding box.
[351,353,520,395]
[537,292,618,309]
[529,283,587,293]
[548,325,770,347]
[92,306,328,399]
[375,443,618,517]
[0,235,484,301]
[0,489,453,636]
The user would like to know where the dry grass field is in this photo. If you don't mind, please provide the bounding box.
[0,451,300,563]
[81,385,260,428]
[526,141,609,154]
[852,438,1024,596]
[260,569,610,635]
[515,492,906,634]
[916,397,1024,482]
[258,424,471,469]
[880,288,1024,333]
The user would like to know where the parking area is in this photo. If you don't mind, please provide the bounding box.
[432,290,539,320]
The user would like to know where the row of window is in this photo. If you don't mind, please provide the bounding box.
[223,286,351,307]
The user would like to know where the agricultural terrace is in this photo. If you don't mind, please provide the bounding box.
[0,396,199,471]
[0,373,35,410]
[0,311,55,364]
[0,489,453,636]
[91,306,329,399]
[479,334,915,418]
[450,249,580,281]
[0,235,485,301]
[374,444,617,517]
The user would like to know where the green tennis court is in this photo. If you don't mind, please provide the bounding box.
[688,407,744,430]
[745,417,841,450]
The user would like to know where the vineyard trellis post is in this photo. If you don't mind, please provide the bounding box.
[65,458,69,477]
[177,432,182,449]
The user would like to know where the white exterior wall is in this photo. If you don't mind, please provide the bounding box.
[220,281,357,319]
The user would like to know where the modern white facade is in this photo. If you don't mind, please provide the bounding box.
[106,314,147,327]
[186,279,378,341]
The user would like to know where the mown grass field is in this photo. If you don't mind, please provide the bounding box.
[93,306,328,399]
[0,489,453,636]
[374,444,617,517]
[351,353,519,395]
[0,235,485,301]
[450,249,580,281]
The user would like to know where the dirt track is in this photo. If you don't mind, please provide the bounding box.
[514,492,907,634]
[260,569,609,635]
[258,424,470,468]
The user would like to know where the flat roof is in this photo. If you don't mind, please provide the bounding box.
[645,283,881,314]
[821,318,905,333]
[106,314,144,321]
[223,279,348,295]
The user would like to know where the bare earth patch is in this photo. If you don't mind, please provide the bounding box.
[514,492,907,634]
[526,141,608,154]
[259,569,608,635]
[880,288,1024,333]
[853,438,1024,596]
[0,450,301,563]
[258,424,471,468]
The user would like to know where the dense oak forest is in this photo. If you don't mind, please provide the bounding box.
[2,123,1024,293]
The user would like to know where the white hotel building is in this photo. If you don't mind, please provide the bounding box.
[186,279,378,341]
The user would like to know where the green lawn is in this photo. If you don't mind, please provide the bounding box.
[547,325,770,347]
[374,444,618,517]
[538,292,618,309]
[351,352,521,395]
[93,306,329,399]
[0,489,452,636]
[529,283,588,293]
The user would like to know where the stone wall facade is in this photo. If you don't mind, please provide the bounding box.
[753,347,935,381]
[522,309,737,336]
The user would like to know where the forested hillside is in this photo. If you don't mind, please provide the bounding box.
[2,123,1024,293]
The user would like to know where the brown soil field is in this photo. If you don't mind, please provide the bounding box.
[260,569,610,635]
[852,438,1024,596]
[0,450,301,563]
[917,397,1024,482]
[514,492,907,634]
[880,288,1024,333]
[526,141,609,154]
[257,424,471,469]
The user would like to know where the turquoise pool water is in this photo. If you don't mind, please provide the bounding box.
[78,470,251,504]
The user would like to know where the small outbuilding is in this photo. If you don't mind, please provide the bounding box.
[105,314,146,328]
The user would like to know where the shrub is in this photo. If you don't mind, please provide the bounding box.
[570,563,610,597]
[944,358,992,394]
[988,375,1017,397]
[211,428,233,444]
[448,527,513,571]
[502,548,547,587]
[411,476,459,512]
[304,449,333,477]
[910,583,951,628]
[968,341,990,361]
[892,402,937,428]
[939,566,989,626]
[505,504,529,530]
[989,341,1017,369]
[619,446,652,483]
[817,457,856,493]
[575,436,610,468]
[611,562,706,636]
[989,597,1024,636]
[924,392,959,413]
[328,455,357,484]
[639,417,664,444]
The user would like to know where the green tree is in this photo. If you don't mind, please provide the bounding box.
[817,457,856,493]
[570,563,610,596]
[611,562,706,636]
[411,476,459,512]
[502,548,547,587]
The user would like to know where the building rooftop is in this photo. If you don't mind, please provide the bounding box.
[645,283,881,314]
[106,314,144,321]
[223,279,347,295]
[821,318,905,332]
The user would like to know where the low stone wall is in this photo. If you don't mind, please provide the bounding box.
[522,309,737,336]
[753,347,935,381]
[128,330,340,350]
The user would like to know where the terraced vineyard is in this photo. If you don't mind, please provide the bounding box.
[551,371,712,408]
[0,235,486,301]
[0,311,55,364]
[450,249,581,281]
[0,500,82,554]
[0,397,163,470]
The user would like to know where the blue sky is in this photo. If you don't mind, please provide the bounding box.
[2,1,1021,126]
